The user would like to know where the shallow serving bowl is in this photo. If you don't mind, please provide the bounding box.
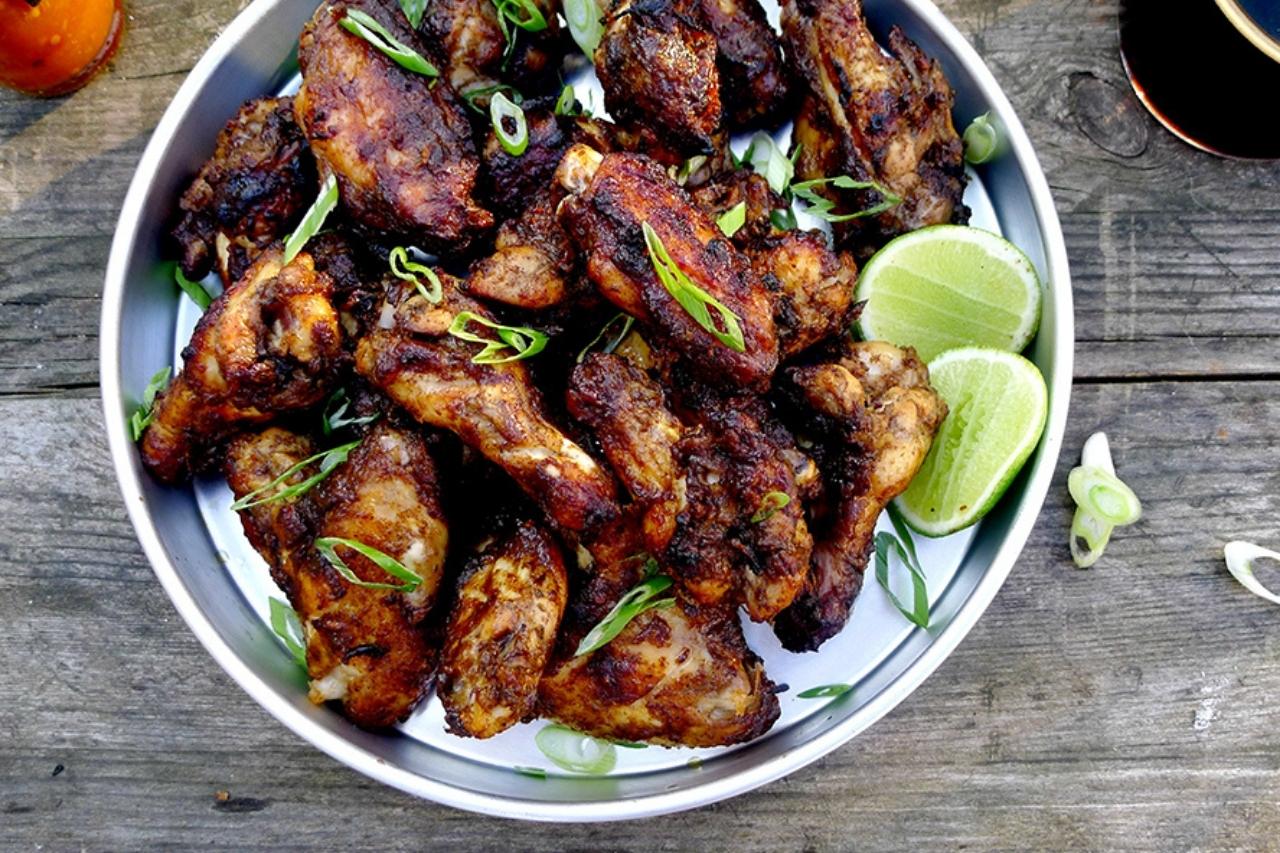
[101,0,1073,822]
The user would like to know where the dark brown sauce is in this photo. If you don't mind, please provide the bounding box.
[1119,0,1280,159]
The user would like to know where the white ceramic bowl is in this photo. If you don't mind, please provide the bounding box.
[101,0,1073,821]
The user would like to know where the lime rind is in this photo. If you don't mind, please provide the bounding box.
[855,224,1042,363]
[895,347,1048,537]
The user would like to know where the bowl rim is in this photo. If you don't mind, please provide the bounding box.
[100,0,1074,821]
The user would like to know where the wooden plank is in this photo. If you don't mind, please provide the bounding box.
[3,381,1280,850]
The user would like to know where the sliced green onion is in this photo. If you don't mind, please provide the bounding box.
[790,175,903,223]
[1068,466,1142,527]
[490,91,529,156]
[174,265,214,311]
[269,597,307,670]
[1224,541,1280,606]
[576,312,634,363]
[770,207,798,231]
[534,724,618,774]
[613,740,648,749]
[514,765,548,779]
[963,111,1005,165]
[554,84,580,117]
[1067,432,1141,568]
[399,0,428,29]
[574,565,675,656]
[229,439,360,511]
[315,537,424,592]
[797,684,853,699]
[686,757,703,769]
[283,173,339,265]
[460,83,522,114]
[641,222,746,353]
[874,516,930,628]
[564,0,605,55]
[671,155,708,187]
[447,311,548,364]
[322,388,379,435]
[389,246,443,303]
[716,201,747,238]
[340,9,439,77]
[750,490,791,523]
[1070,505,1113,569]
[128,366,172,442]
[491,0,549,62]
[742,131,794,196]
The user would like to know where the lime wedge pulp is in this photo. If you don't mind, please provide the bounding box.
[895,347,1048,537]
[855,224,1042,363]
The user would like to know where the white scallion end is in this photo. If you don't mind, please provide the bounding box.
[1224,541,1280,605]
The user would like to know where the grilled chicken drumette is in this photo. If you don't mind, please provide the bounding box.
[295,0,493,256]
[139,249,343,484]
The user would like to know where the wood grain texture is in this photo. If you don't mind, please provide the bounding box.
[4,0,1280,849]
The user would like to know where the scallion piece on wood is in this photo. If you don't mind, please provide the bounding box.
[283,174,339,265]
[1223,541,1280,606]
[963,111,1005,164]
[790,176,903,222]
[750,491,791,523]
[269,597,307,670]
[797,684,853,699]
[399,0,428,29]
[315,537,424,592]
[641,222,746,353]
[340,9,439,77]
[716,201,747,238]
[574,563,675,656]
[174,265,214,311]
[389,246,443,303]
[534,724,618,775]
[874,508,930,628]
[128,367,172,442]
[1068,432,1141,568]
[489,91,529,156]
[563,0,605,54]
[447,311,548,364]
[229,439,360,511]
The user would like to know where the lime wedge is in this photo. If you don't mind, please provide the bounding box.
[895,347,1048,537]
[855,225,1042,363]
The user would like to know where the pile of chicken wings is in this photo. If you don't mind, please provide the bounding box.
[141,0,963,747]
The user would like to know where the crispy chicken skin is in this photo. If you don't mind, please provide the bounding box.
[417,0,562,97]
[749,230,859,360]
[295,0,493,256]
[773,340,947,651]
[139,250,343,484]
[557,147,780,391]
[538,524,780,747]
[692,0,792,130]
[438,521,568,738]
[566,352,685,554]
[171,96,317,286]
[355,277,621,535]
[466,195,578,309]
[224,424,444,728]
[595,0,723,158]
[782,0,967,258]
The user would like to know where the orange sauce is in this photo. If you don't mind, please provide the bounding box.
[0,0,123,96]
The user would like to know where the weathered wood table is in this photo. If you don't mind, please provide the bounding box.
[3,0,1279,849]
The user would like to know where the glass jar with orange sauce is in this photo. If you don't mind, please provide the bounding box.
[0,0,124,97]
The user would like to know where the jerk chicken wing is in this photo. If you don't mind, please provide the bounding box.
[355,276,621,535]
[438,521,568,738]
[139,249,343,484]
[224,422,447,728]
[783,0,968,259]
[295,0,493,256]
[773,341,947,652]
[171,96,317,287]
[557,146,780,391]
[416,0,562,97]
